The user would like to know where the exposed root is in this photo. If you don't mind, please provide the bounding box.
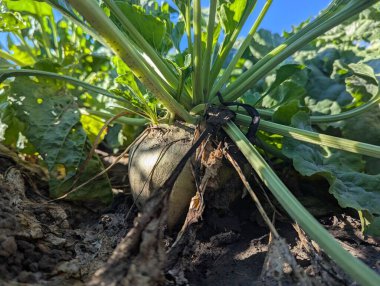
[260,237,312,285]
[88,190,170,286]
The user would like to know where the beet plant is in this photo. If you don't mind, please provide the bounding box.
[1,0,380,284]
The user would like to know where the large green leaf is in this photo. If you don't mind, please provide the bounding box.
[259,64,309,110]
[341,105,380,175]
[272,99,307,125]
[263,64,307,96]
[114,1,167,51]
[282,112,380,234]
[305,64,352,112]
[248,29,284,62]
[217,0,247,36]
[3,0,53,17]
[6,76,112,203]
[344,62,379,108]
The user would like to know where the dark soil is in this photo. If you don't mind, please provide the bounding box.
[0,146,379,285]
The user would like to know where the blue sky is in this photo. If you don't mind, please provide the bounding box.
[169,0,332,35]
[1,1,332,48]
[242,0,331,34]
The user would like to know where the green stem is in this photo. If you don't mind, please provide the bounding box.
[37,18,53,59]
[32,2,53,59]
[310,93,380,123]
[208,1,257,90]
[225,89,380,123]
[254,95,380,123]
[185,0,192,66]
[192,0,203,105]
[83,109,148,126]
[224,121,380,286]
[0,69,128,103]
[220,0,377,102]
[66,0,194,123]
[235,114,380,159]
[0,50,25,66]
[49,14,62,60]
[211,0,272,99]
[103,0,187,104]
[202,0,217,100]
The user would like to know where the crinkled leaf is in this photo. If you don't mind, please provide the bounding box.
[264,64,307,96]
[342,105,380,175]
[306,65,352,111]
[348,62,379,83]
[282,112,380,233]
[262,81,306,109]
[7,77,112,203]
[0,100,35,152]
[344,63,379,108]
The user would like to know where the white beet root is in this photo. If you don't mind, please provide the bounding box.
[128,124,196,229]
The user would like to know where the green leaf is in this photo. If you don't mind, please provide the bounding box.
[272,99,307,125]
[172,0,186,16]
[364,216,380,236]
[341,105,380,175]
[3,0,53,17]
[80,113,106,143]
[7,36,37,66]
[217,0,247,36]
[113,56,144,97]
[0,102,31,151]
[345,63,379,108]
[348,62,379,83]
[263,64,308,96]
[114,1,166,50]
[171,20,185,51]
[282,112,380,233]
[0,11,26,31]
[262,81,306,109]
[112,56,158,122]
[248,29,284,61]
[305,64,352,114]
[7,77,112,203]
